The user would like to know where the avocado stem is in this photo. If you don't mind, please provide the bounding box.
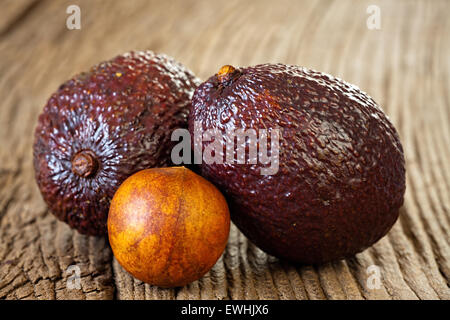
[217,65,238,84]
[72,150,98,178]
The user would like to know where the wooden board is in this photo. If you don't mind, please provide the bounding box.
[0,0,449,300]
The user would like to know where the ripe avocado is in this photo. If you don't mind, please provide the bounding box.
[33,51,200,235]
[189,64,406,264]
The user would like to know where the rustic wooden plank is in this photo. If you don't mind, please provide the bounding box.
[0,0,40,36]
[0,0,448,300]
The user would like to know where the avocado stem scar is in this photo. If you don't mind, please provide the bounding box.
[71,150,99,178]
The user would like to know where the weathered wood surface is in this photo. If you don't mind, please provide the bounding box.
[0,0,449,300]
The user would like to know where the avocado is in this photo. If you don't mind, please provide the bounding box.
[188,64,405,264]
[33,51,200,235]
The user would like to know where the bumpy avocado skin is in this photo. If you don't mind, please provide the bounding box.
[34,51,200,236]
[189,64,405,264]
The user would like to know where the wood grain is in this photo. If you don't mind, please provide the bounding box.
[0,0,449,300]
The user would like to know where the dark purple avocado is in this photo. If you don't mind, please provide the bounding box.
[189,64,405,264]
[33,51,200,236]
